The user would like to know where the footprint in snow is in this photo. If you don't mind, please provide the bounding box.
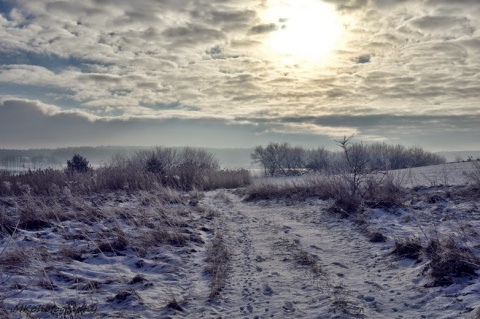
[263,283,273,296]
[282,301,296,313]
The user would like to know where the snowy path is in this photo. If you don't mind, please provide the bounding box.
[185,190,475,319]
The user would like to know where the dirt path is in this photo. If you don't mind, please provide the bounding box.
[183,189,473,319]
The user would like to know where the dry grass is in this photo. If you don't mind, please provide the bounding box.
[164,296,184,312]
[0,247,31,271]
[464,160,480,196]
[331,286,364,317]
[0,187,208,313]
[213,191,233,205]
[391,236,423,261]
[424,236,480,285]
[0,163,252,197]
[366,229,387,243]
[292,248,326,278]
[244,176,332,202]
[204,169,252,190]
[245,172,403,218]
[205,233,230,300]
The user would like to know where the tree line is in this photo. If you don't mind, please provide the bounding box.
[251,139,446,177]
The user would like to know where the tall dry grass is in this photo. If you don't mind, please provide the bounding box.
[0,166,251,197]
[245,172,403,215]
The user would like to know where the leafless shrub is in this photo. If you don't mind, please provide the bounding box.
[424,237,480,285]
[464,160,480,195]
[391,236,423,260]
[363,173,404,208]
[205,234,230,300]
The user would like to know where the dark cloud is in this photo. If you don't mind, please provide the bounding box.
[356,55,371,64]
[323,0,369,12]
[0,98,317,149]
[249,23,277,34]
[162,24,225,46]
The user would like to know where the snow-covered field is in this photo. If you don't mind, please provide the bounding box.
[1,162,479,318]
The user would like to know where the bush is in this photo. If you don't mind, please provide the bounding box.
[66,154,91,173]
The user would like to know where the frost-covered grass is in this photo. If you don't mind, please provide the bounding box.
[0,189,221,318]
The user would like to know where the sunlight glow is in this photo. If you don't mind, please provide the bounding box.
[261,0,343,65]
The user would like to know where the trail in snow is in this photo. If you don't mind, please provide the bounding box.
[184,189,476,319]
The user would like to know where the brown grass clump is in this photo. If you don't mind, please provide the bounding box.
[148,228,193,247]
[205,234,230,300]
[204,169,252,190]
[0,248,30,270]
[58,245,86,262]
[244,177,332,202]
[367,229,387,243]
[424,237,480,286]
[391,236,423,260]
[97,235,129,253]
[292,249,326,277]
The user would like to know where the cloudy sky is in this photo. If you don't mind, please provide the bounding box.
[0,0,479,150]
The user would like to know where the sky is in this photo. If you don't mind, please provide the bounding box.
[0,0,479,151]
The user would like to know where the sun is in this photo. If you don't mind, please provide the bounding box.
[261,0,343,65]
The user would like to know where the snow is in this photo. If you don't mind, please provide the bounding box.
[1,162,479,318]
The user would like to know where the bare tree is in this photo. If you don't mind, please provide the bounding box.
[335,135,370,197]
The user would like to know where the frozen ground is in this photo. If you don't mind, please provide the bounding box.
[0,162,479,318]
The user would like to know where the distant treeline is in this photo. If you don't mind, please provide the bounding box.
[251,141,447,176]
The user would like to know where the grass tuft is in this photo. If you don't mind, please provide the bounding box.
[391,236,423,260]
[424,237,480,285]
[205,234,230,300]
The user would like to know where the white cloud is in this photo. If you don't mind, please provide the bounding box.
[0,0,479,149]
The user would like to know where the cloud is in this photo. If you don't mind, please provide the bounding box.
[356,55,371,64]
[162,24,225,47]
[0,0,479,150]
[249,23,277,34]
[409,16,475,36]
[323,0,369,12]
